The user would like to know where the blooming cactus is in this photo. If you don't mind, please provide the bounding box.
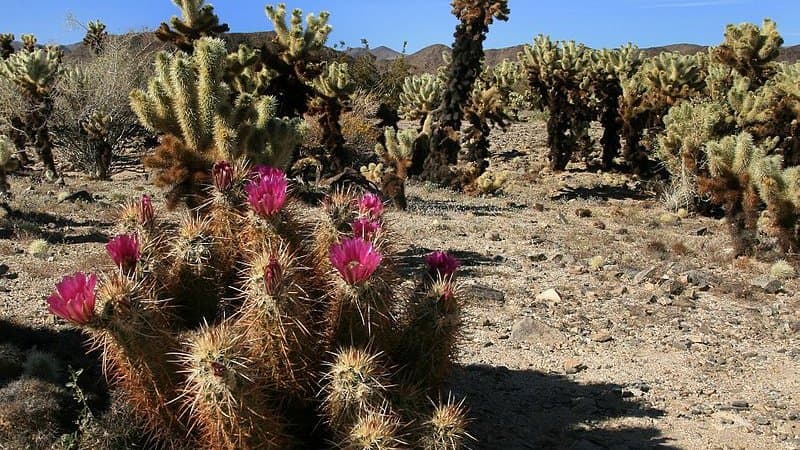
[246,165,288,218]
[424,251,461,278]
[358,193,384,219]
[212,160,233,191]
[47,272,97,325]
[330,237,382,285]
[351,217,381,240]
[106,234,141,274]
[137,195,154,226]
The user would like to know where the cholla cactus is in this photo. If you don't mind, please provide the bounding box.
[46,165,470,448]
[0,135,16,193]
[589,44,644,168]
[130,37,305,207]
[0,45,62,179]
[520,35,593,170]
[155,0,229,52]
[399,73,444,125]
[81,108,113,178]
[82,20,108,55]
[475,170,507,195]
[0,34,13,59]
[20,34,36,52]
[712,18,783,85]
[370,121,427,210]
[309,61,355,171]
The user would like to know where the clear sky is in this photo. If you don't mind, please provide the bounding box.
[1,1,798,52]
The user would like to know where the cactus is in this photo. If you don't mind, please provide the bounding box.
[711,18,783,86]
[520,35,593,170]
[0,44,62,180]
[130,37,305,207]
[398,73,444,126]
[588,44,644,169]
[81,108,113,178]
[309,61,355,171]
[474,170,507,195]
[0,34,13,59]
[46,164,470,448]
[0,135,15,193]
[20,34,36,52]
[82,20,108,55]
[262,3,332,117]
[155,0,229,53]
[370,121,429,210]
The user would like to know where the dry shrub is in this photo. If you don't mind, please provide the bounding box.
[50,33,157,176]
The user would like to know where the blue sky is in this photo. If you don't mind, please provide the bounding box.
[1,0,798,52]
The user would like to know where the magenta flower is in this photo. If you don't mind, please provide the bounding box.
[137,195,153,226]
[358,193,384,219]
[424,251,461,278]
[212,160,233,191]
[330,237,382,285]
[246,166,288,217]
[106,234,141,274]
[47,272,97,326]
[252,164,284,180]
[264,256,282,294]
[351,217,381,240]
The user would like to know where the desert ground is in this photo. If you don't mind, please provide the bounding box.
[1,119,799,449]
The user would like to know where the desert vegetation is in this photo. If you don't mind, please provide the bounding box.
[1,0,799,449]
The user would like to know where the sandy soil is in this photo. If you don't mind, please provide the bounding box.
[1,119,799,449]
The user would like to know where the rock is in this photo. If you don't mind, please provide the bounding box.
[467,284,505,305]
[0,263,8,277]
[672,297,697,308]
[590,332,613,343]
[564,358,586,374]
[481,318,492,327]
[661,279,684,296]
[575,208,592,218]
[754,416,771,426]
[633,266,656,284]
[535,288,562,303]
[532,202,545,212]
[750,276,784,294]
[527,253,547,262]
[510,317,567,346]
[730,400,750,410]
[694,226,709,236]
[684,270,711,291]
[592,220,606,230]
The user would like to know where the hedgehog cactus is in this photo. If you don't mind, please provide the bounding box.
[47,164,470,448]
[712,18,783,86]
[155,0,230,53]
[0,44,62,180]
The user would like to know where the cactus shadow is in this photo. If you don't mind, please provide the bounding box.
[0,203,111,243]
[395,245,500,278]
[450,364,676,449]
[551,185,653,202]
[406,196,515,217]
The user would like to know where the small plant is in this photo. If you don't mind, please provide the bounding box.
[770,259,796,279]
[474,170,507,195]
[27,239,50,258]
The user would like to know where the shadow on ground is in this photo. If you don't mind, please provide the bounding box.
[0,203,111,244]
[551,185,653,202]
[451,364,676,450]
[406,196,521,217]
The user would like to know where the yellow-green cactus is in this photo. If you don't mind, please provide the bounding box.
[398,73,443,124]
[83,20,108,55]
[0,33,13,59]
[156,0,229,53]
[712,18,783,85]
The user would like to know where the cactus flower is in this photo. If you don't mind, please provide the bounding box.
[212,160,233,191]
[330,237,382,285]
[137,195,154,226]
[47,272,97,325]
[351,217,381,240]
[264,256,282,295]
[246,166,288,217]
[358,193,384,219]
[106,234,141,274]
[424,251,460,278]
[252,164,284,180]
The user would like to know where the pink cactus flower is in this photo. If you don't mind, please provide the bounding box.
[264,256,282,294]
[424,251,461,278]
[137,195,154,226]
[106,234,141,274]
[246,166,288,217]
[251,164,284,180]
[351,217,381,240]
[358,193,384,219]
[212,161,233,191]
[330,237,382,285]
[47,272,97,326]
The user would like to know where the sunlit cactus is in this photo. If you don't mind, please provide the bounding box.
[309,61,355,171]
[155,0,229,52]
[520,35,593,170]
[371,117,431,210]
[0,33,13,59]
[399,73,444,125]
[130,37,305,207]
[0,135,16,193]
[82,20,108,55]
[712,18,783,85]
[20,34,36,52]
[0,44,62,179]
[47,163,470,448]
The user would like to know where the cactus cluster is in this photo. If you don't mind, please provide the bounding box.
[82,20,108,55]
[47,163,470,448]
[0,33,13,60]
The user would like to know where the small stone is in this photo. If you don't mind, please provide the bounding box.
[661,279,685,296]
[0,263,8,277]
[592,220,606,230]
[510,317,566,345]
[527,253,547,262]
[695,227,709,236]
[564,358,586,374]
[532,203,545,212]
[482,319,492,327]
[731,400,750,409]
[575,208,592,218]
[750,276,783,294]
[483,341,494,348]
[685,270,711,290]
[633,266,656,284]
[535,288,562,303]
[590,332,613,343]
[467,284,505,305]
[754,416,771,426]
